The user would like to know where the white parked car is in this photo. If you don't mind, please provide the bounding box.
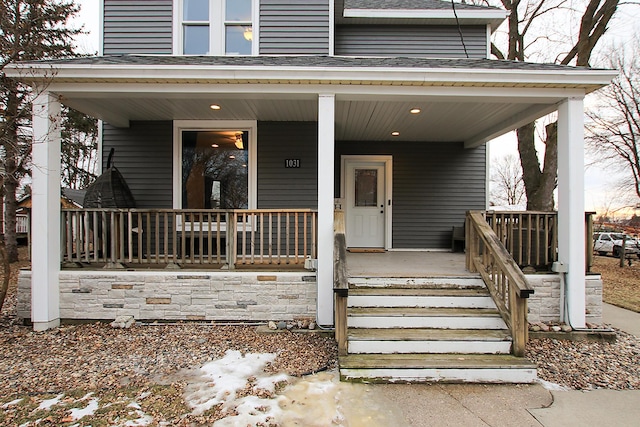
[593,232,640,257]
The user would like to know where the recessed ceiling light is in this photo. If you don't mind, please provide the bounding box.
[211,144,219,148]
[229,155,236,159]
[210,104,221,110]
[410,108,421,114]
[391,131,400,136]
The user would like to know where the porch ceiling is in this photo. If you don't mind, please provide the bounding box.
[55,90,563,145]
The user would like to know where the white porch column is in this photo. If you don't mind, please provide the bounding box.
[557,97,586,328]
[317,93,335,326]
[31,91,62,331]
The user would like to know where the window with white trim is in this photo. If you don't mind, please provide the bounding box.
[173,120,257,212]
[179,0,254,55]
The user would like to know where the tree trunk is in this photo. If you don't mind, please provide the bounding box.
[4,83,20,263]
[516,122,556,211]
[0,177,7,314]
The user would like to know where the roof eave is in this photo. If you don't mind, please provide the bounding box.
[5,62,617,94]
[342,8,507,29]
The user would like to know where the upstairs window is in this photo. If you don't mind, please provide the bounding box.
[180,0,254,55]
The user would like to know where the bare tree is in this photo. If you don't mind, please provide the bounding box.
[61,106,98,189]
[586,41,640,203]
[0,0,82,313]
[1,0,81,265]
[485,0,620,210]
[490,154,526,206]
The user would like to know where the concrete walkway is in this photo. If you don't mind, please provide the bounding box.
[602,302,640,337]
[357,303,640,426]
[526,302,640,427]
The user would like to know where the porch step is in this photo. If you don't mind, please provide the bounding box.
[348,277,485,289]
[339,277,536,384]
[339,354,537,384]
[347,307,507,329]
[347,287,496,309]
[347,328,512,354]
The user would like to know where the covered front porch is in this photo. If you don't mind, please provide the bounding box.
[7,56,615,331]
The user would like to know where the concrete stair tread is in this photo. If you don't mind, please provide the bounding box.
[348,307,501,317]
[348,328,512,341]
[348,288,489,297]
[339,353,536,370]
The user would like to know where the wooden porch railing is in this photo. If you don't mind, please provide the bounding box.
[485,211,595,272]
[61,208,317,268]
[467,211,534,357]
[333,210,349,356]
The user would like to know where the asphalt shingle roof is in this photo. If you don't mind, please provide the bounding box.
[33,55,594,72]
[344,0,501,11]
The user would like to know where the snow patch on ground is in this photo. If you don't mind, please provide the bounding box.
[184,349,290,416]
[182,351,404,427]
[37,394,64,410]
[123,411,154,426]
[2,398,23,408]
[69,398,99,421]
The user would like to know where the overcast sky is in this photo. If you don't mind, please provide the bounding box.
[70,0,640,215]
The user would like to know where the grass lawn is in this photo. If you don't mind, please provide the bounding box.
[592,255,640,313]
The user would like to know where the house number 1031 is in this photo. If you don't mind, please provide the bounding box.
[284,159,301,168]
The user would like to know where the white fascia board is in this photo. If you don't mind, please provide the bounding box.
[11,64,617,92]
[343,8,507,20]
[48,82,588,103]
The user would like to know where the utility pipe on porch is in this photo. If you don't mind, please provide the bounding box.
[557,97,586,328]
[316,93,336,326]
[31,91,62,331]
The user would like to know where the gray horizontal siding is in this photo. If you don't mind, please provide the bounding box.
[102,121,173,208]
[103,0,173,55]
[257,122,318,208]
[335,25,487,58]
[336,141,486,249]
[260,0,330,54]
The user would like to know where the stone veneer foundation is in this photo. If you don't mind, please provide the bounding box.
[17,270,602,326]
[525,273,603,325]
[17,270,317,323]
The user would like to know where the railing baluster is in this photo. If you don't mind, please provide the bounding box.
[268,212,273,262]
[312,212,317,259]
[285,212,290,264]
[250,213,255,264]
[259,213,264,264]
[241,212,247,264]
[126,211,132,263]
[277,212,282,264]
[294,212,299,264]
[216,212,221,264]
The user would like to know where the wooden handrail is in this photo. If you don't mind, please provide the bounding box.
[333,210,348,356]
[61,208,317,268]
[467,211,534,357]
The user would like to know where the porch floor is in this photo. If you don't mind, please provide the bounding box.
[346,251,473,277]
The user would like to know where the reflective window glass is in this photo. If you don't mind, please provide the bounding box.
[226,0,252,21]
[182,130,249,210]
[183,25,209,54]
[225,26,252,55]
[183,0,209,21]
[355,169,377,207]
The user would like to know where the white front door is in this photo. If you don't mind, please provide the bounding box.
[345,161,386,248]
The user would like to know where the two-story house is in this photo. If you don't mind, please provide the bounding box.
[8,0,614,383]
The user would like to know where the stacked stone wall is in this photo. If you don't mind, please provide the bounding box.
[17,270,317,322]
